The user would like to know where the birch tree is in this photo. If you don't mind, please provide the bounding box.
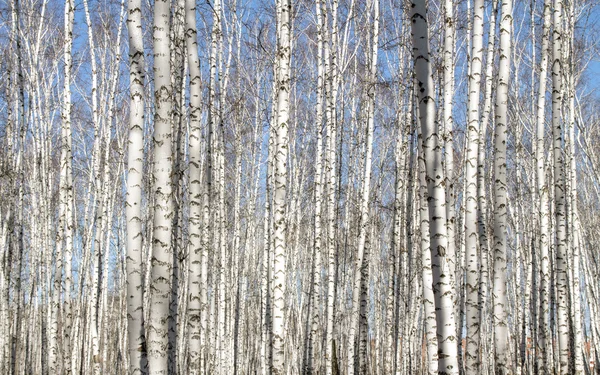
[185,0,203,370]
[125,0,148,372]
[410,0,459,373]
[417,107,438,375]
[492,0,513,371]
[271,0,291,372]
[551,0,570,372]
[535,0,552,371]
[1,0,600,374]
[306,0,326,371]
[463,0,485,371]
[147,0,174,372]
[324,0,339,371]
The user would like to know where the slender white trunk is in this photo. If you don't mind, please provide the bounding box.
[442,0,457,310]
[324,1,338,372]
[307,1,326,371]
[417,111,438,375]
[200,147,210,373]
[410,1,459,373]
[477,1,497,370]
[7,0,25,373]
[212,0,226,366]
[535,1,552,372]
[185,0,202,370]
[492,0,512,371]
[271,0,291,372]
[464,0,484,372]
[205,0,220,370]
[550,0,569,372]
[148,0,174,372]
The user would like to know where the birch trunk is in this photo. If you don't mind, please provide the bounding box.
[477,1,497,370]
[535,0,552,371]
[271,0,291,372]
[410,1,459,373]
[551,0,569,372]
[206,0,220,369]
[492,0,513,371]
[464,0,485,371]
[442,0,457,310]
[8,0,26,372]
[148,0,174,372]
[417,109,438,375]
[324,1,339,373]
[185,0,203,368]
[307,0,326,371]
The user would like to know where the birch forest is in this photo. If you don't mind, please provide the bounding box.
[2,0,600,373]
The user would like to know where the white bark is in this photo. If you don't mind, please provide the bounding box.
[477,1,497,369]
[535,0,552,372]
[307,1,326,371]
[271,0,291,372]
[417,110,438,375]
[464,0,484,372]
[410,1,459,373]
[147,0,174,372]
[442,0,457,310]
[551,0,569,372]
[185,0,203,370]
[566,11,583,371]
[492,0,513,371]
[324,1,338,372]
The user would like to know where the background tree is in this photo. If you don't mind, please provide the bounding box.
[0,0,598,374]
